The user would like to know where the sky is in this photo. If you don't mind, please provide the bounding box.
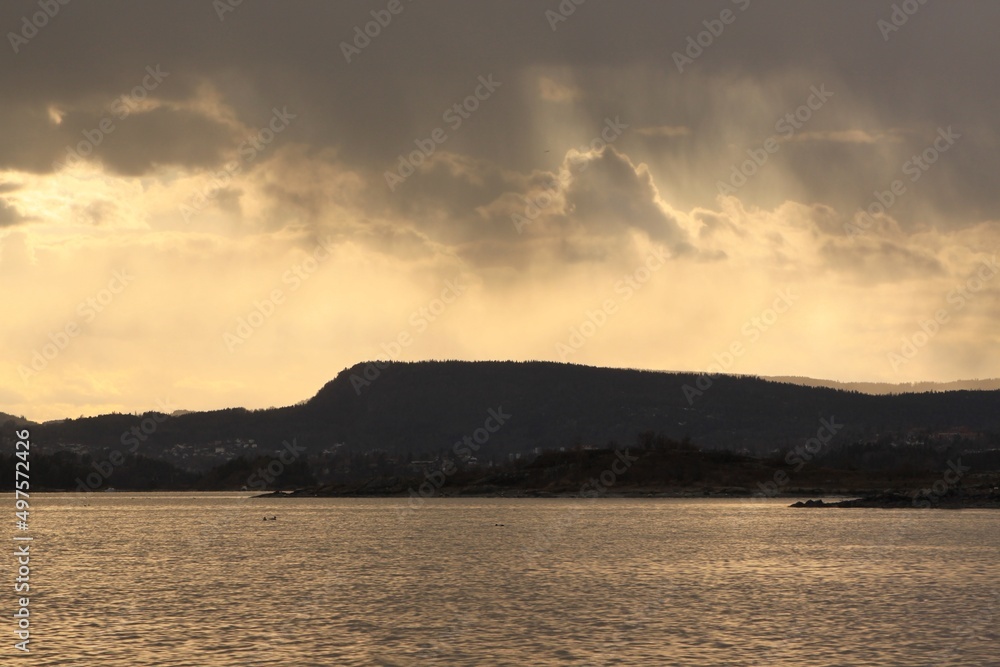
[2,0,998,421]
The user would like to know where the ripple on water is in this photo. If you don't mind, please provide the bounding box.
[9,495,1000,666]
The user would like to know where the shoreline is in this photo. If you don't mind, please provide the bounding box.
[252,486,1000,508]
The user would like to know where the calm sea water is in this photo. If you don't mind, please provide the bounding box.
[5,494,999,666]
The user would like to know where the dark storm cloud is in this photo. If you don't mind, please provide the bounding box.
[53,105,239,175]
[1,1,997,225]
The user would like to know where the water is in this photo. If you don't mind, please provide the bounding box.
[7,494,999,666]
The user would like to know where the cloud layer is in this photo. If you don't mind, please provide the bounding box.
[2,0,998,420]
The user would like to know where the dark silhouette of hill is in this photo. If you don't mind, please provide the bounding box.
[765,375,1000,394]
[11,361,1000,462]
[0,412,34,428]
[297,361,1000,455]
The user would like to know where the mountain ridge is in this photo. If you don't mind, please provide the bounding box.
[6,361,999,467]
[10,364,1000,427]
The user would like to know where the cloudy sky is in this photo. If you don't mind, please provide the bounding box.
[2,0,998,421]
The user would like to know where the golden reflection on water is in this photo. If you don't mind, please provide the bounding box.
[8,494,999,666]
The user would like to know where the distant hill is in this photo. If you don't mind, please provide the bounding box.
[0,412,34,428]
[764,375,1000,395]
[298,361,1000,454]
[10,361,1000,462]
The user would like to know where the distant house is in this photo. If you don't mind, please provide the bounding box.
[409,460,437,473]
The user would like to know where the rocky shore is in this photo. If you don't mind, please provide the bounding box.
[790,487,1000,509]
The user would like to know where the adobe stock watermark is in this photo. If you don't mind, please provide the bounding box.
[511,116,629,234]
[586,597,672,667]
[844,126,960,239]
[339,0,416,63]
[180,106,297,223]
[244,439,309,490]
[579,448,640,498]
[53,65,170,171]
[672,0,751,73]
[888,255,997,372]
[911,459,970,508]
[18,269,134,383]
[72,399,175,498]
[544,0,587,32]
[522,445,639,564]
[928,592,999,664]
[396,407,511,517]
[213,0,248,21]
[7,0,71,54]
[555,246,669,361]
[754,417,844,498]
[384,75,501,191]
[192,438,308,548]
[717,84,833,196]
[878,0,931,42]
[12,427,31,653]
[683,287,797,404]
[224,236,335,352]
[350,276,468,393]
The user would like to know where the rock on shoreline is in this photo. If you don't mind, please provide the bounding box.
[790,488,1000,509]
